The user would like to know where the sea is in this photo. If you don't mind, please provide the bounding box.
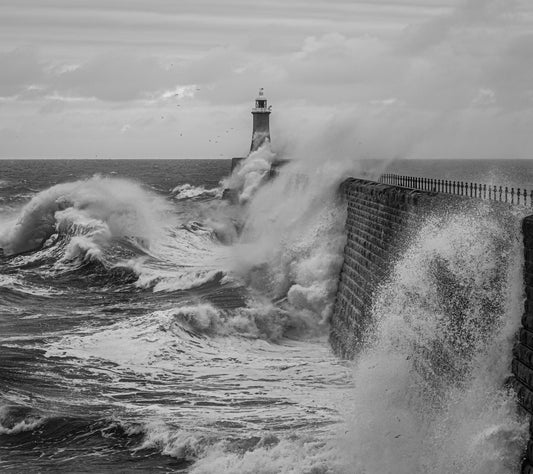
[0,156,532,473]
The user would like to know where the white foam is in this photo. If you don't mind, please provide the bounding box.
[339,205,528,474]
[172,183,222,200]
[0,175,172,256]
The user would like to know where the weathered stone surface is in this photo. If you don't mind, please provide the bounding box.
[332,179,532,468]
[509,213,533,468]
[330,178,438,358]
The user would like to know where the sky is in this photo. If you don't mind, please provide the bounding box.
[1,0,533,159]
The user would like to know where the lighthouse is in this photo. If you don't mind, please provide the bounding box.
[250,88,271,153]
[228,89,273,175]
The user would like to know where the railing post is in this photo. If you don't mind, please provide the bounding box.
[377,175,532,206]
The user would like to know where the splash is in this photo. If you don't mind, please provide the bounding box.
[0,405,43,435]
[0,176,171,257]
[222,156,367,335]
[221,142,276,205]
[172,183,222,201]
[341,204,528,474]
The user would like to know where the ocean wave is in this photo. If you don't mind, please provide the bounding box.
[43,299,322,374]
[0,405,44,435]
[135,268,225,292]
[190,436,345,474]
[130,420,203,461]
[172,183,222,201]
[0,274,61,297]
[129,420,344,474]
[0,175,172,257]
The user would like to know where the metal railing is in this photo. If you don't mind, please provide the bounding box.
[379,173,533,206]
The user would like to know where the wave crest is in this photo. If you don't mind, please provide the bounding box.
[0,176,171,257]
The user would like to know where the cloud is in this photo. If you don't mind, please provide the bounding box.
[0,0,533,159]
[55,53,181,101]
[0,47,44,97]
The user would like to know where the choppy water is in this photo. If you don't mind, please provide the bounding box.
[0,156,531,473]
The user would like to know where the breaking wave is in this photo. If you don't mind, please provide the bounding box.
[0,176,170,257]
[0,176,231,292]
[172,184,222,201]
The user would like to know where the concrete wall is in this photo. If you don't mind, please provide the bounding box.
[330,178,436,358]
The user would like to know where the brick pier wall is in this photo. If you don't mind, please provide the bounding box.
[330,178,437,358]
[513,216,533,473]
[331,177,533,472]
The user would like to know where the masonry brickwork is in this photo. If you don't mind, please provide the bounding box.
[329,178,440,358]
[331,176,533,472]
[514,216,533,473]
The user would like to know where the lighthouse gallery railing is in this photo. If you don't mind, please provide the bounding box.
[379,173,533,207]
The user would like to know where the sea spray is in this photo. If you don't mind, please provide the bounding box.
[0,176,171,256]
[221,143,276,205]
[341,203,528,474]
